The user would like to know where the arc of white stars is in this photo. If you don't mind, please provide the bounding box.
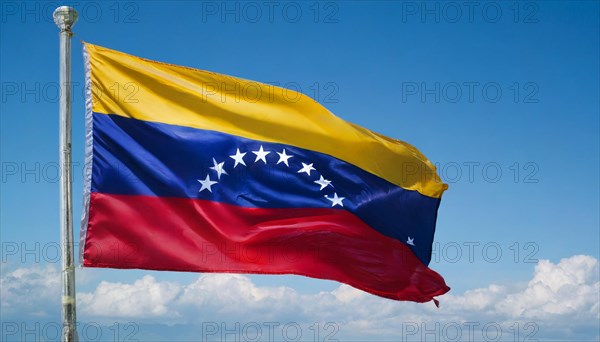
[210,158,228,180]
[198,175,218,193]
[325,192,345,207]
[202,148,348,212]
[314,175,332,190]
[297,162,316,176]
[252,145,270,164]
[406,237,415,246]
[276,149,293,167]
[229,148,247,168]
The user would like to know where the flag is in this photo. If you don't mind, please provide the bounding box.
[80,43,450,303]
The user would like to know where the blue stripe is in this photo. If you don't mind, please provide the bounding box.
[91,113,441,265]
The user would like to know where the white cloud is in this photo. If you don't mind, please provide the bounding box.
[175,274,303,321]
[0,265,60,317]
[496,255,599,319]
[2,255,599,340]
[78,275,181,318]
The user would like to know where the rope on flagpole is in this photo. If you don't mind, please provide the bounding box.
[53,6,79,342]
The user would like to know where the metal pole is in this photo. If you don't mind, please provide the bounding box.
[53,6,79,342]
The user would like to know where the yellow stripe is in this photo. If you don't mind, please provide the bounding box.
[85,43,447,198]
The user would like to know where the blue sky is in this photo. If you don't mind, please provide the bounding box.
[1,1,599,341]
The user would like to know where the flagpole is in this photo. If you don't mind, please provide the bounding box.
[53,6,79,342]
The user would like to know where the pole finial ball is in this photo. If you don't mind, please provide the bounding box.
[53,6,78,32]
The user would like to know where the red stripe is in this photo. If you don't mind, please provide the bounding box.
[84,193,449,302]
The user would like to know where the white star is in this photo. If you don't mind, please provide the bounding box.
[276,149,293,167]
[198,175,218,193]
[252,145,271,164]
[325,193,345,207]
[407,237,415,246]
[314,175,332,190]
[209,158,228,180]
[229,148,247,168]
[297,162,316,176]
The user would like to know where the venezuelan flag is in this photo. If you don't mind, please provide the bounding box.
[80,43,449,303]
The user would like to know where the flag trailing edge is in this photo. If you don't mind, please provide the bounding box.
[81,43,450,303]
